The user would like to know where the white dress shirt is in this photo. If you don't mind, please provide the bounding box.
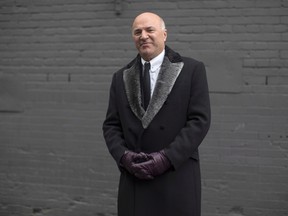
[141,49,165,97]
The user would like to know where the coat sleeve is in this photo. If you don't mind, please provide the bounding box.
[102,73,127,165]
[164,61,211,169]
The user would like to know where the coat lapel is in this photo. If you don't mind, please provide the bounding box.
[142,57,183,128]
[123,47,184,129]
[123,58,145,121]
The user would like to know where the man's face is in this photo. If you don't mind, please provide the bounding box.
[132,13,167,61]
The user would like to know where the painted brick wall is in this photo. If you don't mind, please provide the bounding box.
[0,1,287,216]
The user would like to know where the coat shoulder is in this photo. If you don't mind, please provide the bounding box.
[182,56,204,67]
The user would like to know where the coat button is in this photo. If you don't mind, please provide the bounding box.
[160,126,165,130]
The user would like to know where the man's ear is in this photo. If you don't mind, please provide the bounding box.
[164,30,167,42]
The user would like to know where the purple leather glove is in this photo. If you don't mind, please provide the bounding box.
[132,150,171,180]
[120,151,149,175]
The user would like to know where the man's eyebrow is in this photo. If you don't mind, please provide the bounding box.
[133,25,154,30]
[146,26,155,29]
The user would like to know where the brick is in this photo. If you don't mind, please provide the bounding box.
[249,50,279,58]
[280,50,288,58]
[243,75,266,85]
[268,76,288,85]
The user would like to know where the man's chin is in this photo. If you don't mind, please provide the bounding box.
[140,52,152,61]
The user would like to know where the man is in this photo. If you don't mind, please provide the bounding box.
[103,12,211,216]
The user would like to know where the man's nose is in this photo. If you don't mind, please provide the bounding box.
[140,31,149,39]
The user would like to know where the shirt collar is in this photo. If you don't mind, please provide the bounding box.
[141,49,165,73]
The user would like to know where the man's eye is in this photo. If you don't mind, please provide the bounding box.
[147,28,155,33]
[134,31,141,35]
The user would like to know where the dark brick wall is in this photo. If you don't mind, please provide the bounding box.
[0,1,287,216]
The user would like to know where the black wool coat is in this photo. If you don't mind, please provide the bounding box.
[103,46,211,216]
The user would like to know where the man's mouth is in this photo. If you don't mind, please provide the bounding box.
[140,42,151,48]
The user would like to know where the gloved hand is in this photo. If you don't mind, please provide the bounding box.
[132,150,171,180]
[120,151,149,175]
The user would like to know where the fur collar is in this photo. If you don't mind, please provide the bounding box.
[123,46,184,128]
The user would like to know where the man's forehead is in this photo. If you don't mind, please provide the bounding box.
[132,20,160,31]
[132,25,156,31]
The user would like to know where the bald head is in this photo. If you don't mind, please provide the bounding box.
[132,12,166,31]
[131,12,167,61]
